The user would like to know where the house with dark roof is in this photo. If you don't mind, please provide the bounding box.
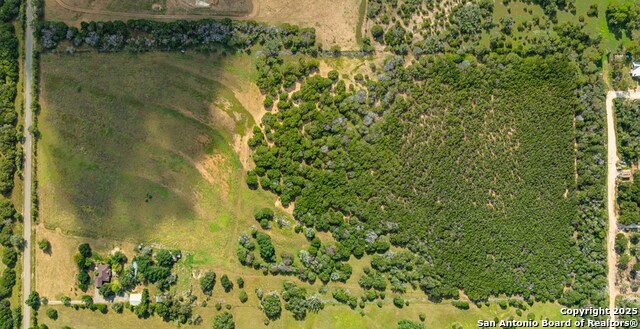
[94,264,112,288]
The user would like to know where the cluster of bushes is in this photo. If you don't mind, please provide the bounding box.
[366,251,451,300]
[606,1,640,33]
[60,289,202,325]
[38,19,316,54]
[332,288,357,309]
[281,281,323,320]
[73,243,95,291]
[132,248,181,291]
[259,291,282,322]
[615,100,640,165]
[617,298,640,326]
[236,229,353,283]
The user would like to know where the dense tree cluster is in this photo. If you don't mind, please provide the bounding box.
[617,298,640,328]
[332,288,357,309]
[614,100,640,227]
[618,172,640,226]
[38,19,316,54]
[0,16,23,328]
[244,41,603,303]
[236,230,353,283]
[606,1,640,32]
[261,292,282,320]
[247,48,603,304]
[280,281,322,320]
[213,312,235,329]
[615,100,640,165]
[132,248,180,291]
[0,19,20,195]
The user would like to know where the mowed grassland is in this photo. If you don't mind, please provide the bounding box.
[38,52,308,289]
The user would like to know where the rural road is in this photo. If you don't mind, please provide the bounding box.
[22,0,35,326]
[606,89,640,328]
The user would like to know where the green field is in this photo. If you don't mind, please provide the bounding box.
[38,52,308,271]
[38,299,576,329]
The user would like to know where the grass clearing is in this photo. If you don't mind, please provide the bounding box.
[38,299,575,329]
[37,52,308,296]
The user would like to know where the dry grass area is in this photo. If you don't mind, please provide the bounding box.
[35,225,138,299]
[36,52,311,299]
[253,0,362,49]
[44,0,362,49]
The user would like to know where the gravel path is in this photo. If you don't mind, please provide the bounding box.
[22,0,35,327]
[606,89,640,328]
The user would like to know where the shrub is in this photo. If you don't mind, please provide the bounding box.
[213,312,235,329]
[38,239,50,252]
[221,274,233,292]
[46,308,58,320]
[199,270,216,295]
[239,290,248,303]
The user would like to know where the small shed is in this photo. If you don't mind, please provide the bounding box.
[129,293,142,306]
[621,169,633,181]
[94,264,112,288]
[632,62,640,78]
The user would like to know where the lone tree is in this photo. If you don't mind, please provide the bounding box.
[200,270,216,295]
[221,274,233,293]
[261,292,282,320]
[255,208,275,229]
[38,239,51,252]
[46,308,58,320]
[25,291,40,310]
[78,243,92,258]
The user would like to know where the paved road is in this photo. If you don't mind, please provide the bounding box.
[606,89,640,328]
[22,0,35,327]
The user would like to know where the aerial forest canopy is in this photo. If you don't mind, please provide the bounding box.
[250,54,580,302]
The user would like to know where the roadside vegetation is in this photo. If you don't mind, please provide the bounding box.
[0,0,23,328]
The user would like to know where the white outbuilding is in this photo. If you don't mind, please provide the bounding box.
[631,61,640,78]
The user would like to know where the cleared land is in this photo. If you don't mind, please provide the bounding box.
[51,0,253,17]
[37,52,308,296]
[44,0,362,49]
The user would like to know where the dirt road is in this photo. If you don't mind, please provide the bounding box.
[22,0,35,327]
[606,89,640,328]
